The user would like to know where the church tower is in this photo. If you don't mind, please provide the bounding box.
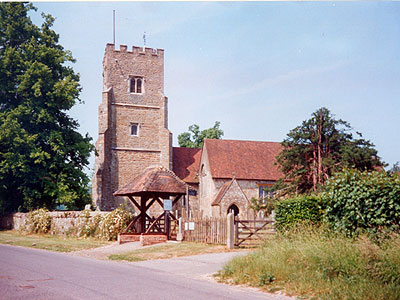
[92,44,172,210]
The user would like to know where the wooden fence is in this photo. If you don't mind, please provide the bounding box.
[182,217,227,244]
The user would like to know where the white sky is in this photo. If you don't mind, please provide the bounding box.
[31,2,400,172]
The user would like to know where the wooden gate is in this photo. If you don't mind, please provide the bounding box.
[234,219,275,247]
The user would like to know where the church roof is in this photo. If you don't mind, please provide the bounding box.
[204,139,284,181]
[114,165,187,196]
[172,147,202,183]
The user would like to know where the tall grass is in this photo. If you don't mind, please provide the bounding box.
[218,226,400,300]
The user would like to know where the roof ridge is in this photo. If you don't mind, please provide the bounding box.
[204,138,282,144]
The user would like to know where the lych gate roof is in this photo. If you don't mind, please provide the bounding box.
[204,139,284,181]
[172,147,202,183]
[114,166,187,196]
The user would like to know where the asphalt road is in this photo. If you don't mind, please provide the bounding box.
[0,244,294,300]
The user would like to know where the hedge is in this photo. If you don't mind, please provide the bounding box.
[274,194,326,231]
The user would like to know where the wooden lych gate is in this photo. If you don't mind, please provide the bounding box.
[114,166,187,241]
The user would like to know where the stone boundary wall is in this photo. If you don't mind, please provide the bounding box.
[0,211,108,235]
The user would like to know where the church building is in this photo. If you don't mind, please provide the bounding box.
[92,44,283,219]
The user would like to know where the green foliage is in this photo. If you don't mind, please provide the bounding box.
[76,209,101,238]
[218,226,400,300]
[276,107,383,194]
[178,121,223,148]
[274,194,326,231]
[258,271,276,286]
[250,196,275,217]
[0,3,93,212]
[323,169,400,235]
[99,207,134,241]
[24,208,52,234]
[389,162,400,175]
[22,207,134,241]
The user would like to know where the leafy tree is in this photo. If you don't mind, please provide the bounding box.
[388,162,400,175]
[276,107,383,194]
[0,3,93,212]
[178,121,224,148]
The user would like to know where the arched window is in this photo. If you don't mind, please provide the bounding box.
[227,204,239,217]
[130,123,139,136]
[136,78,142,93]
[130,76,144,94]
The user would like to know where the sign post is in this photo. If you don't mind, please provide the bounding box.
[164,199,172,239]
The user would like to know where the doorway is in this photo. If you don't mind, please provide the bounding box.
[227,204,239,217]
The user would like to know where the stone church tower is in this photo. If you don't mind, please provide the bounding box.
[92,44,172,210]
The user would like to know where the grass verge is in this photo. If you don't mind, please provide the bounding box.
[109,242,235,262]
[0,230,111,252]
[216,226,400,300]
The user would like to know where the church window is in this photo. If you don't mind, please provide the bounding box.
[130,76,144,94]
[130,123,139,136]
[258,183,274,202]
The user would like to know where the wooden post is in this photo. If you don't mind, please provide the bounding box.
[165,210,170,239]
[226,213,234,249]
[140,197,147,233]
[177,217,183,242]
[186,186,190,219]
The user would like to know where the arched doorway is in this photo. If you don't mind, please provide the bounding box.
[227,204,239,217]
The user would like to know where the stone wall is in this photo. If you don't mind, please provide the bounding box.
[213,179,251,219]
[198,146,216,217]
[0,211,108,235]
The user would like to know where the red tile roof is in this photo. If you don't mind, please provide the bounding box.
[172,147,202,183]
[211,180,232,206]
[114,166,187,196]
[204,139,284,181]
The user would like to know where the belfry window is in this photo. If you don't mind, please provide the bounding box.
[130,77,144,94]
[130,123,139,136]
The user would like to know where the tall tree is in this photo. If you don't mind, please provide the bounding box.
[276,107,383,194]
[0,3,93,212]
[178,121,224,148]
[389,162,400,175]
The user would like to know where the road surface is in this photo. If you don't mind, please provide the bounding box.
[0,244,294,300]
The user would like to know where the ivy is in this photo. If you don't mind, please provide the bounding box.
[323,169,400,235]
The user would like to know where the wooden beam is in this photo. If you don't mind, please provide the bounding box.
[145,198,156,211]
[145,213,164,233]
[127,196,141,210]
[155,197,164,208]
[172,195,181,207]
[169,212,177,221]
[123,214,140,233]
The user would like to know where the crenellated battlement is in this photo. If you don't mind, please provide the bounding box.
[105,43,164,56]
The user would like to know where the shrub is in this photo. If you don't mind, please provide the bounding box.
[24,208,52,234]
[99,207,134,241]
[274,194,326,231]
[76,210,101,238]
[323,169,400,235]
[218,226,400,300]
